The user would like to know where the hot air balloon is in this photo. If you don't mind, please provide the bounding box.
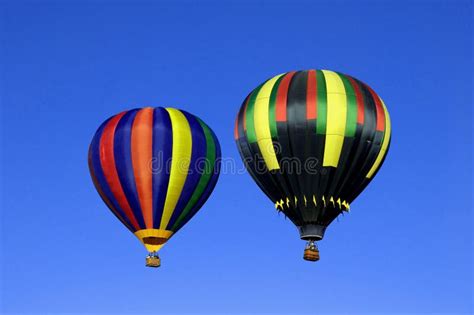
[89,107,221,267]
[234,70,391,261]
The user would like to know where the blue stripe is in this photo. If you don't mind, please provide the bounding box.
[113,109,147,229]
[152,107,173,229]
[173,126,221,232]
[165,111,207,230]
[89,118,135,231]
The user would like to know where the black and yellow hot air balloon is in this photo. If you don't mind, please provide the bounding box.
[234,70,391,261]
[89,107,221,267]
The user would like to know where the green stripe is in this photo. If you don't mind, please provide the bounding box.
[245,84,263,143]
[338,73,358,137]
[171,119,216,231]
[316,70,327,134]
[268,76,284,138]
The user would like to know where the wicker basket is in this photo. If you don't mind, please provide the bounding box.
[303,248,320,261]
[146,256,161,268]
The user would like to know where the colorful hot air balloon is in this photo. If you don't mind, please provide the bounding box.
[89,107,221,267]
[234,70,391,261]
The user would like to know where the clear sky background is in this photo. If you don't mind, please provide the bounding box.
[1,1,472,314]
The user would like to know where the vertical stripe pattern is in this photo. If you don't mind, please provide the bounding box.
[89,107,221,252]
[235,69,391,231]
[254,74,284,171]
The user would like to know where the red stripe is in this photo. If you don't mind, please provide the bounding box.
[89,155,132,231]
[365,84,385,131]
[131,108,154,229]
[100,112,141,231]
[306,70,317,119]
[233,114,239,139]
[348,77,365,124]
[276,71,296,122]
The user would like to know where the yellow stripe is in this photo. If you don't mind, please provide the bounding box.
[254,74,283,171]
[134,229,173,252]
[160,108,192,229]
[366,98,391,178]
[322,70,347,167]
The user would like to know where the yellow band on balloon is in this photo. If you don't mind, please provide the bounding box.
[134,229,174,252]
[254,74,283,171]
[160,108,192,230]
[322,70,347,167]
[366,98,391,178]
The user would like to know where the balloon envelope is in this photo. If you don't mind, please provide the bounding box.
[89,107,221,253]
[234,70,391,242]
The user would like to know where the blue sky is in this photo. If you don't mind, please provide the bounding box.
[1,1,472,314]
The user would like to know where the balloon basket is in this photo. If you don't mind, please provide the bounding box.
[303,241,320,262]
[146,254,161,268]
